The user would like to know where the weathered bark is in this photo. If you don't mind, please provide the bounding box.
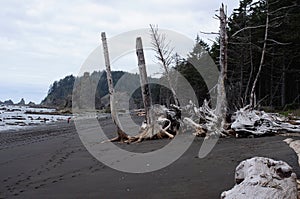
[101,32,130,142]
[250,0,269,108]
[183,117,206,137]
[231,107,300,137]
[100,33,182,143]
[182,99,228,137]
[130,105,178,142]
[179,6,230,138]
[216,4,228,125]
[136,37,152,125]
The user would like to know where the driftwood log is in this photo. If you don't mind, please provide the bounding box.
[221,157,298,199]
[181,100,300,138]
[231,106,300,137]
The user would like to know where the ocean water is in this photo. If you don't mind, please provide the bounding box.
[0,105,70,132]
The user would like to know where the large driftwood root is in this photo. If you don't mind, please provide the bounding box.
[231,106,300,137]
[130,105,181,142]
[102,104,182,143]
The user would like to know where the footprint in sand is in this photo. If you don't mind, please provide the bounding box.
[9,188,15,193]
[34,184,45,189]
[92,168,100,173]
[3,176,11,182]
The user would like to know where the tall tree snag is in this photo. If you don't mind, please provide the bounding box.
[101,32,130,142]
[216,4,228,126]
[249,0,269,108]
[150,25,180,107]
[136,37,153,125]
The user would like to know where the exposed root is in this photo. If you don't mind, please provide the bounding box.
[102,101,300,144]
[129,116,174,143]
[102,104,181,144]
[182,100,228,138]
[183,117,206,137]
[232,107,300,137]
[182,100,300,138]
[101,127,132,143]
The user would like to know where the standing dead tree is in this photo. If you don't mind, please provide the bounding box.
[132,37,177,142]
[217,1,300,137]
[150,24,180,107]
[99,2,300,143]
[216,3,228,126]
[182,5,229,138]
[230,0,294,108]
[249,0,269,108]
[136,37,153,125]
[101,32,180,143]
[101,32,131,142]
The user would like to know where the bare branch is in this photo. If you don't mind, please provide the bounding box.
[269,4,297,15]
[207,38,216,43]
[269,15,285,22]
[231,25,266,38]
[266,39,292,45]
[149,24,180,107]
[200,31,219,35]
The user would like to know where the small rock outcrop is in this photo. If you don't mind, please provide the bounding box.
[3,100,14,105]
[17,98,26,106]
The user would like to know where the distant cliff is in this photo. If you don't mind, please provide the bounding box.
[41,74,75,109]
[41,71,162,110]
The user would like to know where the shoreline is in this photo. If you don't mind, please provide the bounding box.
[0,118,300,198]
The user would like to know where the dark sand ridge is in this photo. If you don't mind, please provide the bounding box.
[0,118,300,199]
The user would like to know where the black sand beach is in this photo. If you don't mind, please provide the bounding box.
[0,118,299,199]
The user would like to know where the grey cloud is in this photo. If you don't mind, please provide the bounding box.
[0,0,240,103]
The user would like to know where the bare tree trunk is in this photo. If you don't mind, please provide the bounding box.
[136,37,152,125]
[250,1,269,108]
[281,64,286,107]
[101,32,129,142]
[239,58,243,103]
[269,49,274,106]
[244,31,254,104]
[216,4,228,123]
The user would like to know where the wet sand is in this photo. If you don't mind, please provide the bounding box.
[0,118,299,199]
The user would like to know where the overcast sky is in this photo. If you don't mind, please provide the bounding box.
[0,0,240,103]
